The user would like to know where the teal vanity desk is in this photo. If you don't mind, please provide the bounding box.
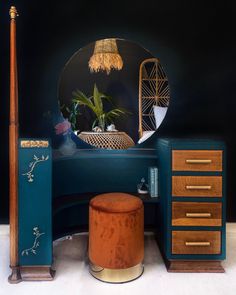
[16,137,226,281]
[52,148,159,239]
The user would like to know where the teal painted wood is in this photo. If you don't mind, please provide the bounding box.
[52,148,159,239]
[53,149,158,198]
[53,198,158,240]
[18,139,52,266]
[156,140,172,256]
[222,145,227,259]
[156,138,226,261]
[17,137,226,263]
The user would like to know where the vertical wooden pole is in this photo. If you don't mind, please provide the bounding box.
[8,6,21,284]
[138,61,143,138]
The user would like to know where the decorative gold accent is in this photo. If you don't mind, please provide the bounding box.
[185,242,211,247]
[89,263,144,283]
[88,38,123,75]
[186,213,212,218]
[186,185,212,190]
[22,155,49,182]
[139,58,170,138]
[78,131,134,149]
[186,159,212,164]
[20,140,49,148]
[21,227,45,256]
[9,6,19,19]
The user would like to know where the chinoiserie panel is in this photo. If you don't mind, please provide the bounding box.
[18,139,52,266]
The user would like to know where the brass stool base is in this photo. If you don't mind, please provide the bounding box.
[89,263,144,283]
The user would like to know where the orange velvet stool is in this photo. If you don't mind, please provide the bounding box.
[89,193,144,283]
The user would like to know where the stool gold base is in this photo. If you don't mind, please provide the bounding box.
[89,262,144,283]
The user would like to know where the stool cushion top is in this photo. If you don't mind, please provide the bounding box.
[90,192,143,213]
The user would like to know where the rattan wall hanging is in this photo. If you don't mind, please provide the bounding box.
[139,58,170,137]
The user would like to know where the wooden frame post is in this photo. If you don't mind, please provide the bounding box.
[8,6,21,284]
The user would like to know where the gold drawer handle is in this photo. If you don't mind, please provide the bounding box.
[186,185,212,190]
[186,159,212,164]
[186,213,212,218]
[185,242,211,247]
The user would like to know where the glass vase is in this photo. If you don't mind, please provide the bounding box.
[59,132,76,156]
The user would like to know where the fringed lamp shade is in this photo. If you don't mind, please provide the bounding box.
[88,38,123,75]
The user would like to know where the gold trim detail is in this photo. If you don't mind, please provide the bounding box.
[9,6,19,19]
[186,185,212,190]
[22,155,49,182]
[185,242,211,247]
[20,140,49,148]
[186,213,212,218]
[21,227,45,256]
[186,159,212,164]
[89,263,144,283]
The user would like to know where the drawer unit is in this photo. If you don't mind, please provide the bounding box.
[172,176,222,197]
[172,202,222,226]
[172,231,221,255]
[157,138,226,272]
[172,150,222,171]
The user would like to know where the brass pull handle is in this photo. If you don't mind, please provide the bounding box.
[186,185,212,190]
[185,242,211,247]
[186,159,212,164]
[186,213,212,218]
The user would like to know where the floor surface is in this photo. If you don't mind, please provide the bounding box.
[0,224,235,295]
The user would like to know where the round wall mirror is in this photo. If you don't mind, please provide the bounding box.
[58,38,170,149]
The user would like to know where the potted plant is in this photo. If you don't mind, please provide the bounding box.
[72,84,129,132]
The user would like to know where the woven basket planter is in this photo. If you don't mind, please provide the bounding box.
[78,132,135,149]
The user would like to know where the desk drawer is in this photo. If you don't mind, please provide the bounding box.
[172,150,222,172]
[172,202,222,226]
[172,176,222,197]
[172,231,221,254]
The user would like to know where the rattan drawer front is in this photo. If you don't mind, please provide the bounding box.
[172,150,222,172]
[172,176,222,197]
[172,202,222,226]
[172,231,221,255]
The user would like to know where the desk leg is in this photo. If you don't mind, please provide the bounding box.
[155,234,225,273]
[9,266,55,283]
[166,260,224,273]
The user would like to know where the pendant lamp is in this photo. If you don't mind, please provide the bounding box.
[88,38,123,75]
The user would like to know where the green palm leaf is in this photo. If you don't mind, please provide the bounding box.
[93,84,103,115]
[69,84,131,132]
[72,90,95,112]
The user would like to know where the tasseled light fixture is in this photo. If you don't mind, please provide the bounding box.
[88,38,123,75]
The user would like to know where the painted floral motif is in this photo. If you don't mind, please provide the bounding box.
[21,227,45,256]
[55,119,71,135]
[22,155,49,182]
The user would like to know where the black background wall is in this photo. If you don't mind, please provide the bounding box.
[0,0,235,223]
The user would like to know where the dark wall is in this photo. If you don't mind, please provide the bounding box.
[0,0,235,222]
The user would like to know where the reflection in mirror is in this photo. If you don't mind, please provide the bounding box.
[58,39,170,149]
[138,58,170,144]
